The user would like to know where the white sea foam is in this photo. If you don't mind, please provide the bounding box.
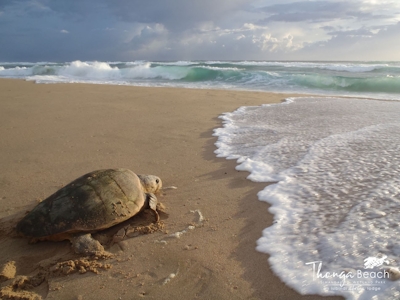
[321,64,378,72]
[214,97,400,299]
[198,66,241,71]
[58,61,120,79]
[124,60,148,66]
[156,61,199,66]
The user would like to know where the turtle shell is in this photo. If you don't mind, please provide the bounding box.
[16,169,146,241]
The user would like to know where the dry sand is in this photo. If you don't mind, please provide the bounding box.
[0,79,342,299]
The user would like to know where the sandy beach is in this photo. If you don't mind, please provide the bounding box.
[0,79,342,300]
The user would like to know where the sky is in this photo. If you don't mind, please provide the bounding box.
[1,0,400,62]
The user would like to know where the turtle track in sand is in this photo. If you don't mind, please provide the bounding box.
[0,203,167,300]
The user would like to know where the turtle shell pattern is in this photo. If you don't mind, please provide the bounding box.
[16,169,145,240]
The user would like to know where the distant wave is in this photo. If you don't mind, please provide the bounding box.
[1,60,400,100]
[224,61,394,72]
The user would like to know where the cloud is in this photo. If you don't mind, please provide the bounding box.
[107,0,250,32]
[0,0,400,61]
[127,24,168,52]
[258,0,400,24]
[293,21,400,60]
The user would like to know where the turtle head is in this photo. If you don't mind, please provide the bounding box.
[138,174,162,193]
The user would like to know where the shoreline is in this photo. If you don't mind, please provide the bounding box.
[14,77,393,102]
[16,77,396,103]
[0,79,342,299]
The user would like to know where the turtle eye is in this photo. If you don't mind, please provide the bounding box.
[156,179,159,184]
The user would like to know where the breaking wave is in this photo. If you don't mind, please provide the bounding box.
[1,60,400,99]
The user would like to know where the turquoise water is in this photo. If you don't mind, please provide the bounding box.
[1,60,400,99]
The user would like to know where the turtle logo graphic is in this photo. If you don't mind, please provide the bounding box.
[364,255,390,269]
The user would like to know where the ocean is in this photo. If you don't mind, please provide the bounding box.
[1,60,400,100]
[215,97,400,299]
[2,60,400,299]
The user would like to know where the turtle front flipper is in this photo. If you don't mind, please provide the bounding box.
[70,233,104,255]
[147,193,159,223]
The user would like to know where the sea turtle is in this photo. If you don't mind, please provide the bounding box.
[16,168,162,255]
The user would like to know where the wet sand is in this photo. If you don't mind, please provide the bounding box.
[0,79,341,299]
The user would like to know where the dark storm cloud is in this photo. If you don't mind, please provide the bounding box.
[106,0,249,31]
[0,0,122,61]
